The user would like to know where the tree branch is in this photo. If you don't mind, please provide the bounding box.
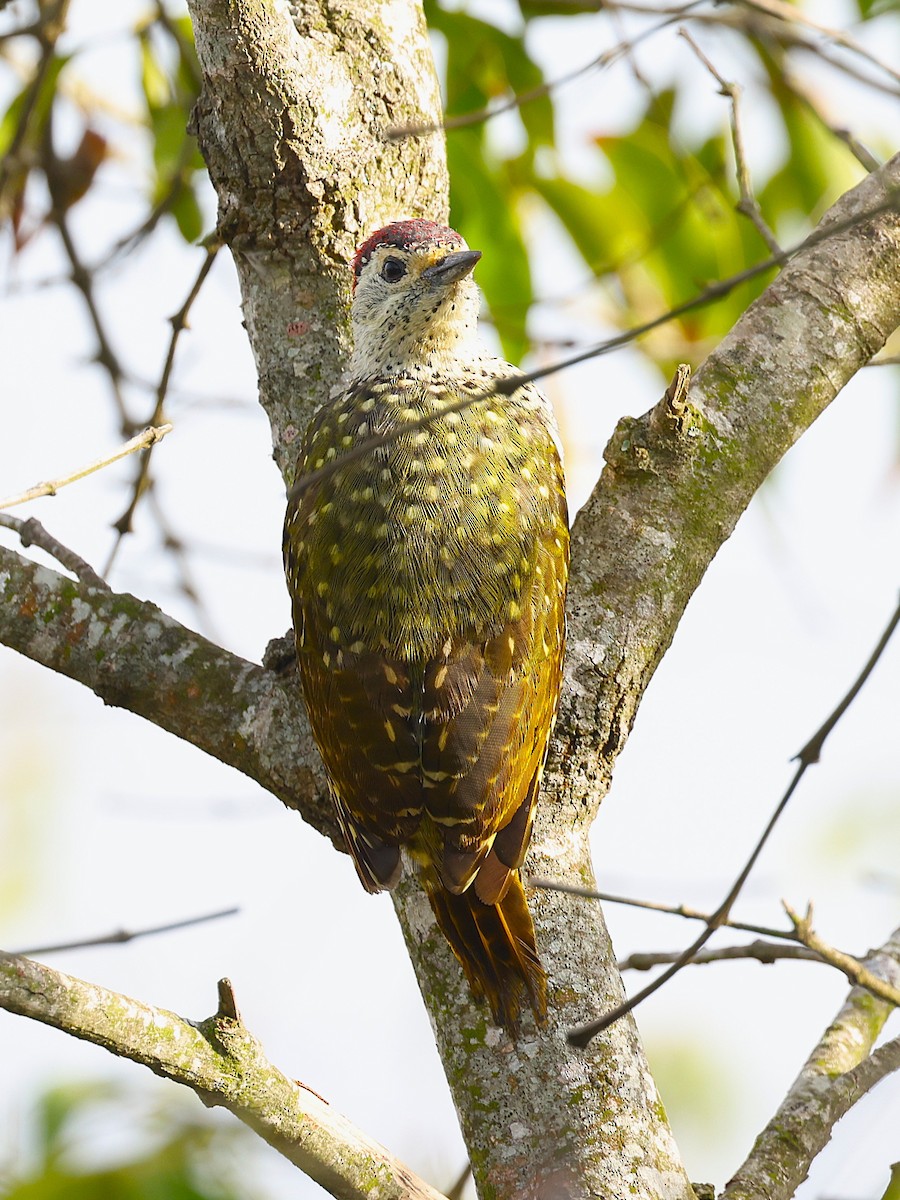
[618,941,826,972]
[0,514,109,589]
[3,0,900,1192]
[783,902,900,1006]
[0,954,448,1200]
[721,926,900,1200]
[0,542,336,844]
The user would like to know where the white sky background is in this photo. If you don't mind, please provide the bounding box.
[1,0,899,1195]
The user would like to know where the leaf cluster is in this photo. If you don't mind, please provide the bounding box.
[424,0,886,373]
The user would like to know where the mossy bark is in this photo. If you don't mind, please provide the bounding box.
[185,1,693,1194]
[1,0,899,1194]
[0,953,447,1200]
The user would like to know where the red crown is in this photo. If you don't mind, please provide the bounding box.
[352,220,463,290]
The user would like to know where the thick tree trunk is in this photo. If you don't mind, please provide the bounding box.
[185,2,695,1195]
[2,0,899,1195]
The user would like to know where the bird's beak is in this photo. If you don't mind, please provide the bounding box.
[421,249,482,286]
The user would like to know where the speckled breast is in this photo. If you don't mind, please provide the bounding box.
[287,373,566,663]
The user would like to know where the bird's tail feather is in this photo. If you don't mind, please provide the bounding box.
[423,867,547,1033]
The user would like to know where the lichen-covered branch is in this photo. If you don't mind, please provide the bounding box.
[721,925,900,1200]
[0,543,335,844]
[0,954,448,1200]
[2,0,899,1192]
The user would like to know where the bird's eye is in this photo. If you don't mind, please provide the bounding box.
[381,257,407,283]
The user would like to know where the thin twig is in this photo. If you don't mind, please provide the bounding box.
[387,7,702,140]
[783,902,900,1007]
[0,423,173,510]
[618,940,825,972]
[567,593,900,1048]
[517,0,900,92]
[289,193,900,503]
[0,514,108,588]
[105,241,220,573]
[526,876,796,941]
[779,72,881,174]
[679,28,784,258]
[50,205,132,430]
[145,486,212,624]
[13,907,239,957]
[738,0,900,89]
[102,153,193,266]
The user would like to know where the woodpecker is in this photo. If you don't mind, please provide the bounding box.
[283,219,569,1031]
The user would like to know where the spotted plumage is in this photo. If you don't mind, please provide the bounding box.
[284,220,569,1031]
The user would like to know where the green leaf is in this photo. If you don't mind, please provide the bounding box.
[447,130,532,362]
[7,1085,251,1200]
[425,3,554,150]
[530,175,621,274]
[33,1082,117,1164]
[853,0,897,16]
[139,33,170,112]
[517,0,599,13]
[0,55,69,159]
[171,183,203,243]
[756,46,865,226]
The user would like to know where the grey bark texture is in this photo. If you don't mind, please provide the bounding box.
[0,954,447,1200]
[722,926,900,1200]
[0,0,899,1195]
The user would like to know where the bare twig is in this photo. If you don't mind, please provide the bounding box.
[516,0,900,92]
[13,907,239,957]
[618,940,825,972]
[105,241,220,573]
[144,487,213,628]
[51,207,132,430]
[387,7,702,139]
[102,153,194,265]
[679,28,784,257]
[783,902,900,1007]
[0,956,449,1200]
[739,0,900,89]
[526,877,796,941]
[568,593,900,1048]
[0,424,173,510]
[216,975,242,1022]
[0,514,108,588]
[779,72,881,174]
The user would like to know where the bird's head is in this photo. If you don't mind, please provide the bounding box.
[348,219,483,379]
